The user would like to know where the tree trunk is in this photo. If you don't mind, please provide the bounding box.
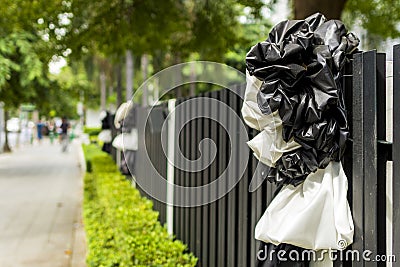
[100,70,107,111]
[116,61,123,107]
[126,50,134,102]
[189,63,196,97]
[154,77,159,103]
[293,0,347,19]
[3,109,11,153]
[174,53,182,98]
[141,54,149,107]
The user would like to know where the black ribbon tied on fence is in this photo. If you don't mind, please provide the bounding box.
[246,13,359,186]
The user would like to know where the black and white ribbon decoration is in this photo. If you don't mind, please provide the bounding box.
[242,13,359,266]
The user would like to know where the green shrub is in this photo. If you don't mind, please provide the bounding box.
[83,144,105,172]
[82,145,197,267]
[84,126,102,137]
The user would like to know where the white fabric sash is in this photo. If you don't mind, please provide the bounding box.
[255,161,354,250]
[241,71,301,167]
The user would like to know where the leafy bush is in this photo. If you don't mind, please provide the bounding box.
[83,144,105,172]
[83,126,102,137]
[82,145,197,267]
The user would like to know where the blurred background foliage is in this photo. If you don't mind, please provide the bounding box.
[0,0,399,118]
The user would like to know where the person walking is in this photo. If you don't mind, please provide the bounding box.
[48,120,56,144]
[36,119,44,143]
[59,117,70,152]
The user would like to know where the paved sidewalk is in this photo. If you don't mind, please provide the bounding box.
[0,140,86,267]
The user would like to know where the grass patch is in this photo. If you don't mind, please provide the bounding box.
[82,144,197,267]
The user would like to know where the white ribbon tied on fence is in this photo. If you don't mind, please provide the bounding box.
[241,71,301,167]
[98,129,112,143]
[112,129,138,151]
[255,161,354,250]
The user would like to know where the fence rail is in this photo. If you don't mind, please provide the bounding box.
[134,45,399,267]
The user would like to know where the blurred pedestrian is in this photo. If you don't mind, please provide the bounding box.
[48,120,56,144]
[36,119,44,143]
[59,117,70,152]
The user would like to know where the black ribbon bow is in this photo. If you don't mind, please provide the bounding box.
[246,13,359,186]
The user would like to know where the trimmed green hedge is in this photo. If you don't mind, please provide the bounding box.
[82,145,197,267]
[83,144,104,172]
[83,127,102,137]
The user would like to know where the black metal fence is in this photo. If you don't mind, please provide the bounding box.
[134,45,400,267]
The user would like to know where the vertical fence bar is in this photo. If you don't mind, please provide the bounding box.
[250,155,263,267]
[209,91,218,266]
[177,101,184,241]
[173,99,181,239]
[352,52,365,267]
[183,100,191,246]
[187,99,193,252]
[237,85,249,267]
[342,59,354,193]
[343,59,354,267]
[163,104,169,223]
[151,108,157,212]
[392,44,400,262]
[336,58,353,267]
[226,88,238,266]
[135,107,146,197]
[352,51,378,267]
[376,53,387,267]
[201,93,211,266]
[217,90,228,267]
[194,98,203,262]
[188,97,196,255]
[178,100,185,241]
[166,100,175,235]
[160,104,168,225]
[173,100,181,239]
[362,51,378,267]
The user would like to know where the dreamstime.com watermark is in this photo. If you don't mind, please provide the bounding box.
[257,244,397,263]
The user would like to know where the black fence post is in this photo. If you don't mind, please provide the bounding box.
[334,58,353,267]
[375,53,387,267]
[209,91,219,266]
[201,93,211,266]
[237,85,250,267]
[217,90,228,267]
[249,155,263,266]
[194,97,203,263]
[188,97,196,257]
[392,44,400,263]
[184,99,190,248]
[173,99,182,240]
[352,50,378,267]
[226,87,240,266]
[352,53,364,263]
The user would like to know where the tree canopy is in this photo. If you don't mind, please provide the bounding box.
[345,0,400,39]
[0,32,46,108]
[1,0,400,114]
[292,0,400,40]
